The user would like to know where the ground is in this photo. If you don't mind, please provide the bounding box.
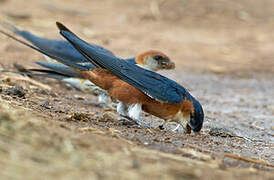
[0,0,273,179]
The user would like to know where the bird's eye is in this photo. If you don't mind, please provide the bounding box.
[154,55,163,61]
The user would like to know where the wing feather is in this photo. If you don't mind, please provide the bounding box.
[57,22,188,104]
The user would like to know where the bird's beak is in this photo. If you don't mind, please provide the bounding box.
[160,60,175,70]
[167,61,175,69]
[173,111,192,134]
[180,114,192,134]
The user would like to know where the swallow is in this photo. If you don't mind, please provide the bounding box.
[51,22,204,133]
[0,23,175,105]
[0,23,203,132]
[1,23,174,70]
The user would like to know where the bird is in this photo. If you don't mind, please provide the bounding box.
[0,23,175,105]
[0,24,183,129]
[0,23,203,133]
[53,22,204,133]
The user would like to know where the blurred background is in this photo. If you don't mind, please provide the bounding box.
[0,0,273,179]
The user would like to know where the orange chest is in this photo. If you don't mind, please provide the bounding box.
[142,101,181,119]
[142,98,194,120]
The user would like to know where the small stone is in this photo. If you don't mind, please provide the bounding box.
[158,124,164,130]
[102,111,118,122]
[73,94,85,100]
[209,127,235,137]
[66,112,93,122]
[6,87,25,98]
[41,100,51,109]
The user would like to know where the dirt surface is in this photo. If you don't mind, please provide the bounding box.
[0,0,273,179]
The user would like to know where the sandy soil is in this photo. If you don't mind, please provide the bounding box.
[0,0,273,179]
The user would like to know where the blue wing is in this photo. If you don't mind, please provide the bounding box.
[36,62,85,78]
[2,68,72,80]
[58,23,188,104]
[1,23,137,71]
[2,23,114,67]
[36,60,137,80]
[0,29,91,71]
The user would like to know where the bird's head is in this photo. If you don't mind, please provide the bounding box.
[135,50,175,71]
[189,98,204,132]
[176,97,204,133]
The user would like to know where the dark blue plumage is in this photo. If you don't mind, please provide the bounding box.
[189,96,204,132]
[125,58,136,64]
[57,22,204,132]
[4,23,113,66]
[0,25,138,74]
[17,31,114,58]
[59,28,189,104]
[36,62,84,78]
[3,23,138,70]
[0,29,90,71]
[2,68,71,80]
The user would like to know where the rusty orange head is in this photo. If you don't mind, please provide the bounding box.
[135,50,175,71]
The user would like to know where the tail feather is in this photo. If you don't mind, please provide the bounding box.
[1,23,76,57]
[56,22,119,70]
[1,69,67,80]
[35,62,84,78]
[0,30,90,71]
[1,23,115,68]
[57,22,144,90]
